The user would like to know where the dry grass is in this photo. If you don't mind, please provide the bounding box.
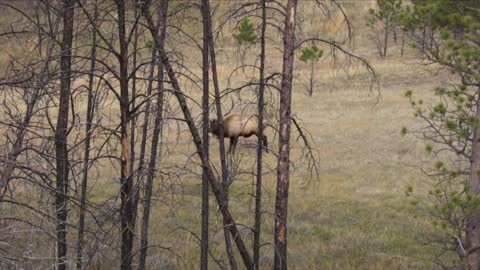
[0,1,453,269]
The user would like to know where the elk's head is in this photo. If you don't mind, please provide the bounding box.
[209,119,220,137]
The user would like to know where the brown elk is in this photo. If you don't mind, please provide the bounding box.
[209,114,268,154]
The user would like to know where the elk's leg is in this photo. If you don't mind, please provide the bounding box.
[228,136,238,154]
[228,137,235,154]
[262,135,268,153]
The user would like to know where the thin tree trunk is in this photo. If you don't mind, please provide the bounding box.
[200,0,210,268]
[76,1,98,268]
[203,0,237,269]
[55,1,75,269]
[253,0,267,268]
[135,48,157,198]
[274,0,297,269]
[383,18,388,59]
[129,8,143,244]
[400,30,405,57]
[115,1,135,269]
[467,97,480,270]
[138,1,168,268]
[393,26,397,44]
[136,44,157,270]
[130,8,138,184]
[137,49,158,270]
[141,3,253,268]
[309,61,314,96]
[422,26,426,51]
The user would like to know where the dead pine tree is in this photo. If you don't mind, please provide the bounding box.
[203,0,237,269]
[54,0,75,269]
[140,1,254,268]
[254,0,267,268]
[274,0,297,269]
[200,0,210,269]
[114,1,136,269]
[76,1,98,268]
[138,0,168,269]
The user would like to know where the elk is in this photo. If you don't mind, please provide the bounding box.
[209,114,268,154]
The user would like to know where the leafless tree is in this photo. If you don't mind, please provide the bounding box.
[253,0,267,268]
[138,1,168,269]
[200,0,211,269]
[141,1,255,268]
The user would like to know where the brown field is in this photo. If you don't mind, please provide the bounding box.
[0,1,455,269]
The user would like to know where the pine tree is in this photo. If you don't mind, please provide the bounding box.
[401,1,480,268]
[299,44,323,96]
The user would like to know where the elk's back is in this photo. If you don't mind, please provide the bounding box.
[224,114,259,137]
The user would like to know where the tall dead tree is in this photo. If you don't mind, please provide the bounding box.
[203,0,237,268]
[274,0,297,269]
[55,1,75,269]
[253,0,267,268]
[130,9,139,181]
[114,0,135,269]
[140,2,254,268]
[76,2,98,269]
[138,0,168,269]
[200,0,210,268]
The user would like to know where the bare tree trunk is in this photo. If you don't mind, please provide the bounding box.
[115,1,135,269]
[135,48,157,208]
[421,26,426,51]
[76,1,98,268]
[467,97,480,270]
[129,8,143,247]
[200,0,210,268]
[130,8,138,184]
[400,30,405,57]
[309,61,314,96]
[141,3,253,268]
[382,17,389,59]
[138,1,168,269]
[274,0,297,269]
[393,26,397,44]
[253,0,267,268]
[55,1,75,269]
[137,50,158,270]
[203,0,237,268]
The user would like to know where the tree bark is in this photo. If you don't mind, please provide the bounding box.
[130,7,139,187]
[382,17,388,59]
[55,1,75,269]
[137,39,158,270]
[76,1,98,268]
[203,0,237,268]
[141,3,253,268]
[200,0,210,268]
[309,61,314,96]
[467,97,480,270]
[115,1,135,269]
[253,0,267,268]
[274,0,297,269]
[138,1,168,269]
[400,30,405,57]
[129,8,143,250]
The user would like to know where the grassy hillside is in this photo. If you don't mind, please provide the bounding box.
[0,0,453,269]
